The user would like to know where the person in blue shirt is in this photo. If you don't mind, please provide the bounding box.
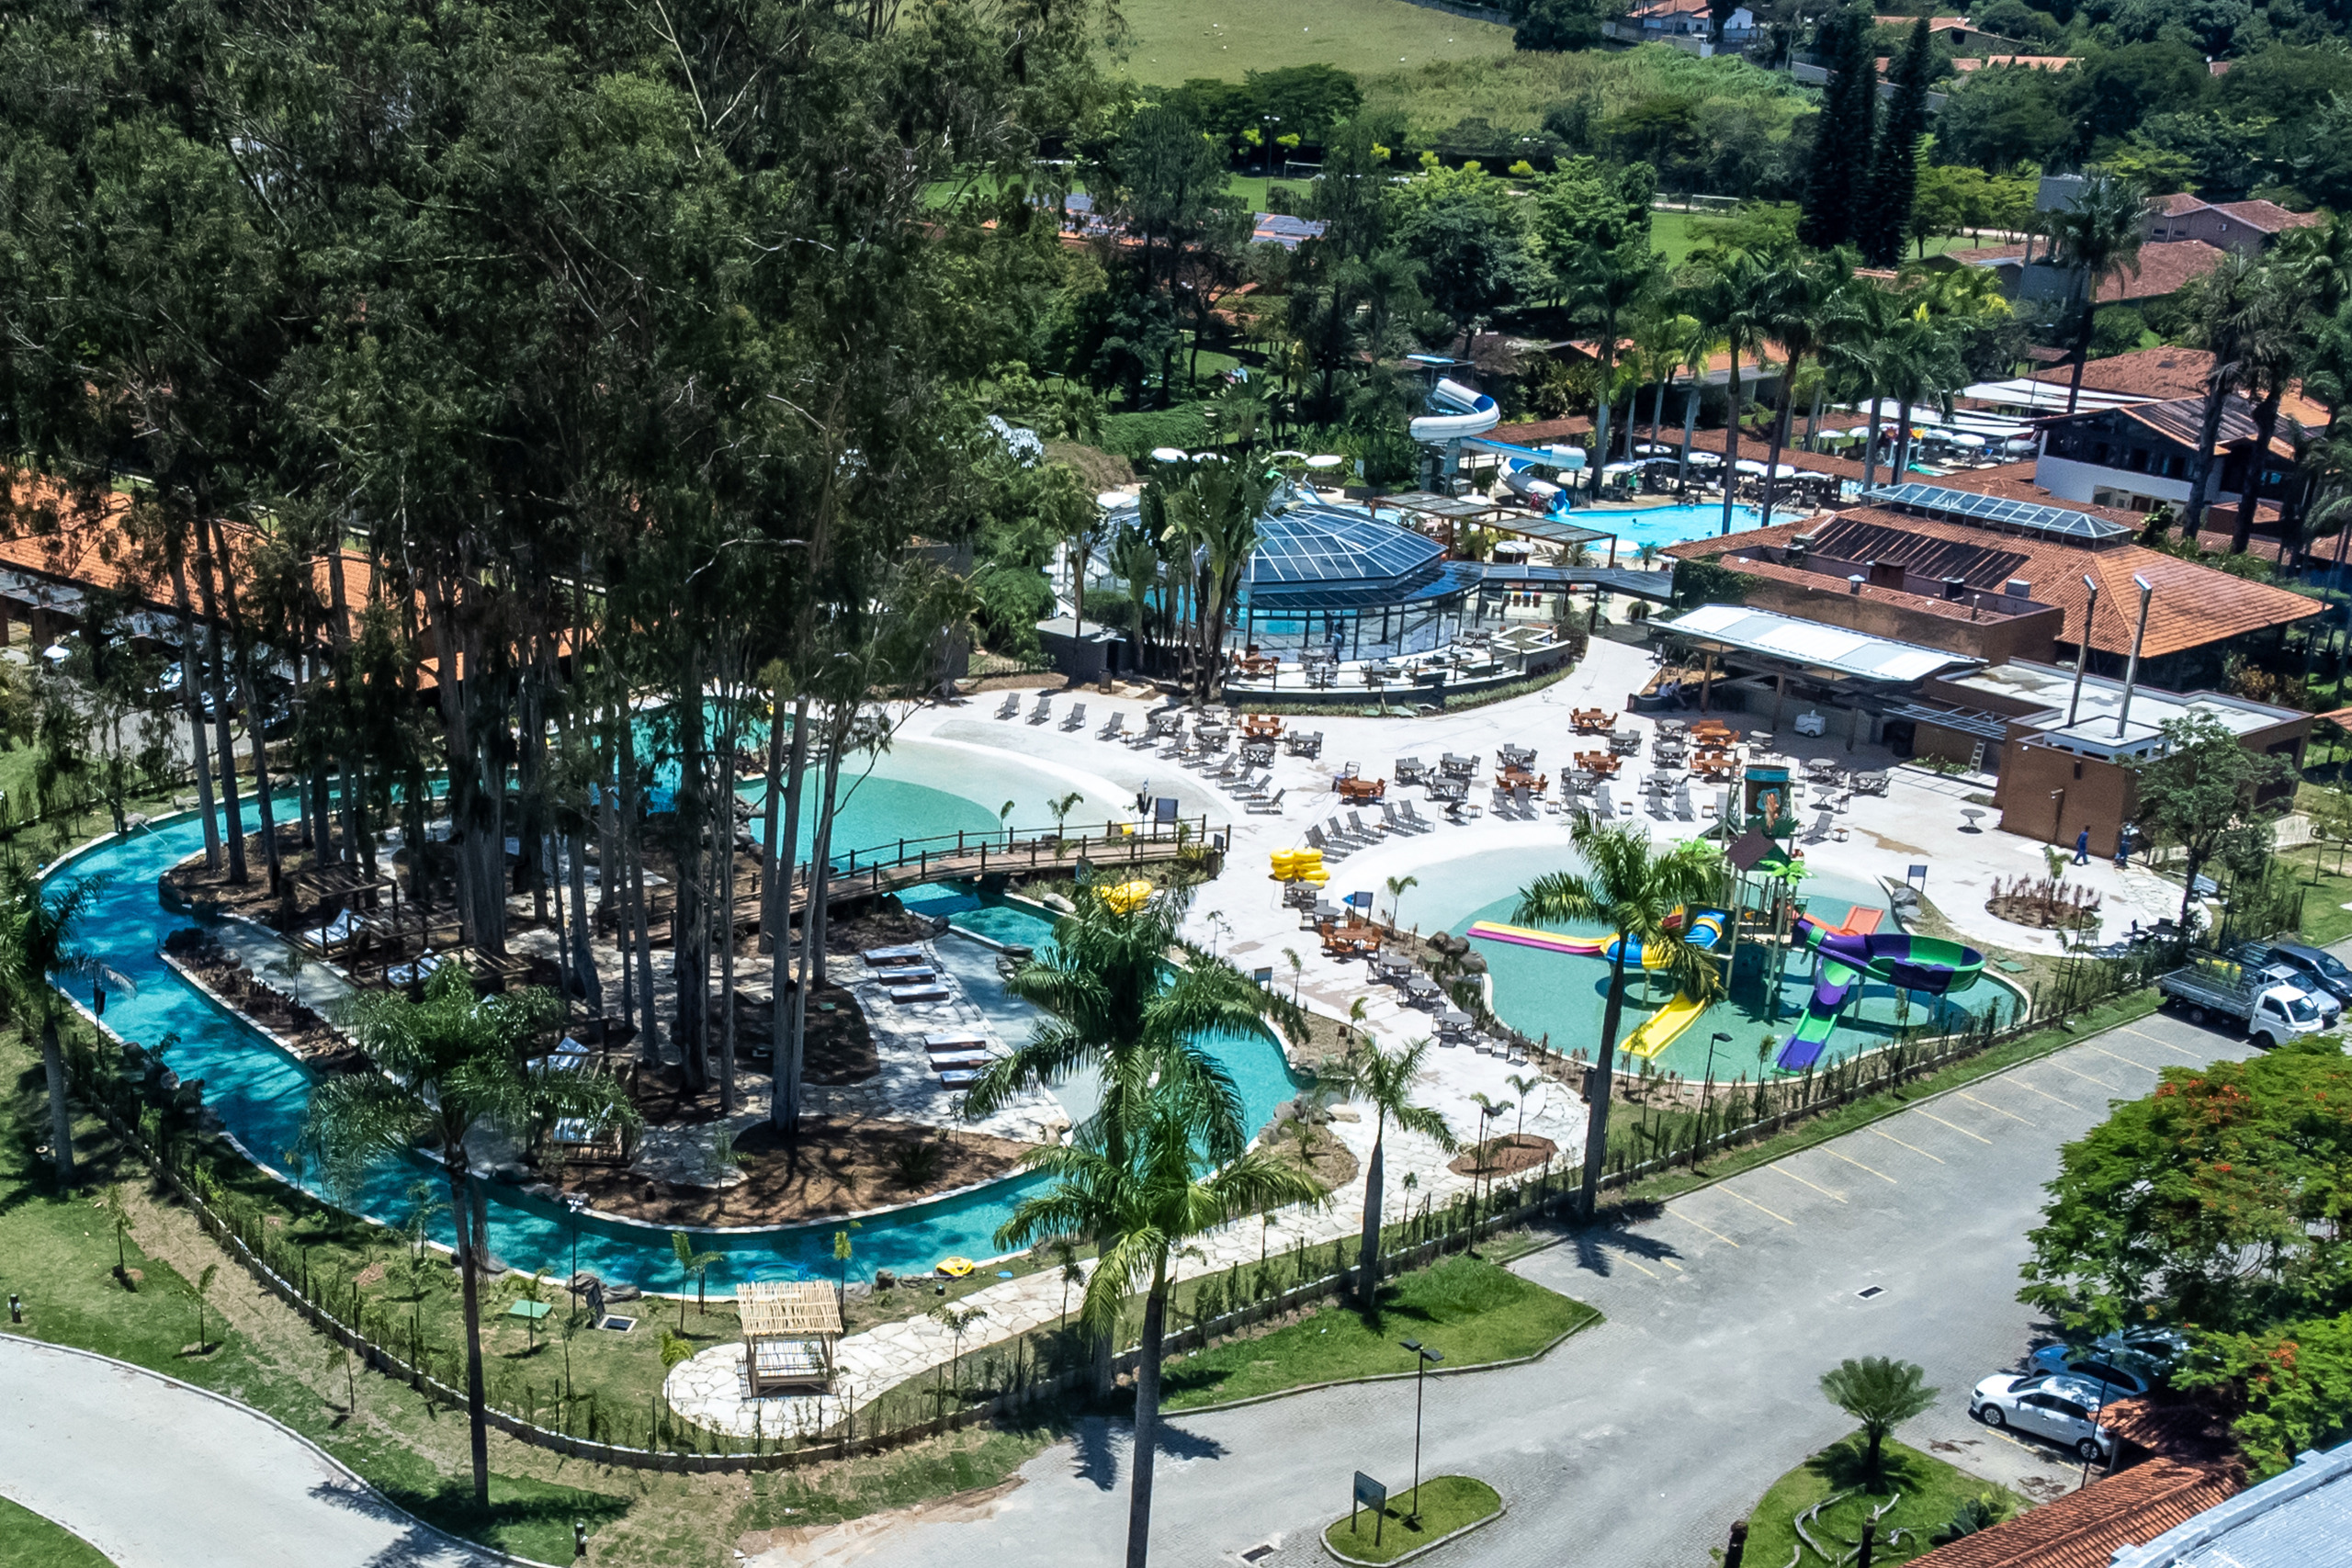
[2074,826,2091,865]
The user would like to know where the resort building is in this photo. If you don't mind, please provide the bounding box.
[1662,481,2322,692]
[2143,191,2324,254]
[2032,391,2306,522]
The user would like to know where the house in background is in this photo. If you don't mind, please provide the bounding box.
[2144,192,2322,254]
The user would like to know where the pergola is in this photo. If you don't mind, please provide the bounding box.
[737,1280,844,1395]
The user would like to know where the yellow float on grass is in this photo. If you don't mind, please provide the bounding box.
[936,1257,976,1278]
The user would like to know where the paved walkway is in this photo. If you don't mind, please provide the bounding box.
[0,1336,513,1568]
[752,1005,2250,1567]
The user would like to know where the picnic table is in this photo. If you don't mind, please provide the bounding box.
[1570,708,1617,734]
[1572,751,1622,778]
[1336,775,1387,802]
[1496,766,1548,793]
[1242,714,1284,739]
[1691,750,1738,780]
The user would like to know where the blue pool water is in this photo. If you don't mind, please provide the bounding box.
[1580,503,1765,550]
[51,755,1294,1289]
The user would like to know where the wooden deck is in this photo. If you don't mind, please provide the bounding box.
[597,820,1221,942]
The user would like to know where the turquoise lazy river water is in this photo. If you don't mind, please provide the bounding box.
[52,745,1298,1289]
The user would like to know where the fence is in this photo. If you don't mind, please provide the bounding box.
[52,938,2165,1474]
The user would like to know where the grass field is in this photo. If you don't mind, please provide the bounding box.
[1158,1254,1598,1411]
[0,1496,116,1568]
[1324,1474,1502,1563]
[1117,0,1513,85]
[1738,1434,2027,1567]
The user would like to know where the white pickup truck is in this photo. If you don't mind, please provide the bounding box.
[2159,959,2335,1047]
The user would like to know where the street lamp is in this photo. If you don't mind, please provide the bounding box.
[564,1192,589,1288]
[2113,574,2154,739]
[1703,1032,1731,1113]
[1397,1338,1445,1525]
[2065,574,2098,727]
[1261,114,1281,178]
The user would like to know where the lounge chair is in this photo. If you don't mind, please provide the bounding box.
[1098,711,1125,740]
[1400,800,1437,832]
[1027,693,1053,724]
[1511,784,1534,818]
[1346,809,1386,842]
[1329,814,1379,848]
[1304,825,1351,861]
[1595,783,1616,820]
[1246,788,1286,816]
[995,693,1021,719]
[1674,782,1695,821]
[1060,702,1087,732]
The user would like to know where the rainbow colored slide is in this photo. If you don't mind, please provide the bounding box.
[1775,915,1985,1073]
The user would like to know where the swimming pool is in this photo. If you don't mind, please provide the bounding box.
[48,753,1294,1288]
[1578,503,1765,551]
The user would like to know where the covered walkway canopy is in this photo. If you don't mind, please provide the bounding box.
[1652,604,1986,745]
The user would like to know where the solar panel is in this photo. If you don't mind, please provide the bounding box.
[1863,483,2132,543]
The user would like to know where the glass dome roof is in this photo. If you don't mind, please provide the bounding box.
[1246,501,1445,595]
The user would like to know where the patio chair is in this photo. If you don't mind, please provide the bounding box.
[1347,809,1386,843]
[1400,801,1437,832]
[1060,702,1087,732]
[995,693,1021,719]
[1328,814,1378,848]
[1028,693,1053,724]
[1246,788,1286,816]
[1395,756,1428,785]
[1595,782,1615,820]
[1675,782,1695,821]
[1098,711,1126,740]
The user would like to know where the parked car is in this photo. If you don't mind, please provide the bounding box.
[2227,943,2346,1021]
[2244,942,2352,1011]
[2027,1345,2157,1396]
[1971,1373,2118,1461]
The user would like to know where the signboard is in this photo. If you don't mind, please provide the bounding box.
[1351,1471,1387,1545]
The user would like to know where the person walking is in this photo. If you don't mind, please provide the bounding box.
[2074,826,2091,866]
[2113,822,2133,870]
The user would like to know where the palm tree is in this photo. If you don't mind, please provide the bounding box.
[2044,172,2147,414]
[0,862,132,1186]
[1384,874,1419,931]
[187,1261,220,1354]
[1820,284,1896,493]
[1321,1037,1456,1310]
[996,1088,1322,1568]
[1820,1356,1939,1486]
[1143,460,1280,705]
[1564,239,1661,495]
[305,963,639,1505]
[671,1229,723,1325]
[1665,313,1718,494]
[965,880,1299,1168]
[1876,304,1966,483]
[2177,252,2267,548]
[1507,1073,1544,1139]
[1695,250,1773,536]
[93,1182,133,1280]
[1513,818,1724,1219]
[929,1303,989,1407]
[1754,253,1855,530]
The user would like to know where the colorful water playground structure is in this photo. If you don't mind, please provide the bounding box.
[1776,915,1985,1073]
[1469,908,1728,1060]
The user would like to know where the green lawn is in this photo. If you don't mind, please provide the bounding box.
[1119,0,1513,85]
[1739,1434,2027,1568]
[0,1496,116,1568]
[2272,840,2352,947]
[1159,1255,1598,1411]
[1325,1474,1501,1564]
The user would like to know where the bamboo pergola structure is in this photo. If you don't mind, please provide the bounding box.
[737,1280,844,1395]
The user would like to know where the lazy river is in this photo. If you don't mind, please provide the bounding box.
[51,740,1299,1290]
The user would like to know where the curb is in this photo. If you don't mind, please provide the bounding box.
[1323,1486,1507,1566]
[0,1335,566,1568]
[1165,1307,1603,1418]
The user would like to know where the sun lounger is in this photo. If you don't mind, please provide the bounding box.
[1347,810,1386,842]
[1400,801,1437,831]
[1099,712,1125,740]
[1027,694,1053,724]
[1595,783,1615,820]
[888,984,951,1004]
[1060,702,1087,732]
[1304,824,1351,860]
[1246,788,1286,815]
[995,693,1021,719]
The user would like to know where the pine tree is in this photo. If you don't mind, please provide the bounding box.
[1797,6,1879,252]
[1860,19,1936,266]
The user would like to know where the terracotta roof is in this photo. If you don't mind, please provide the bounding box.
[1951,53,2076,69]
[1963,240,2227,303]
[2209,199,2323,234]
[1908,1459,2241,1568]
[1916,463,2155,528]
[1,471,388,636]
[1668,507,2323,658]
[2030,347,2213,401]
[2054,392,2306,461]
[2153,192,2208,219]
[2098,1396,2240,1465]
[1493,414,1595,445]
[1702,549,2016,626]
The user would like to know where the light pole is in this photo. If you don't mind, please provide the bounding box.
[2065,574,2098,726]
[1261,114,1281,178]
[2114,574,2154,739]
[1397,1338,1445,1526]
[564,1192,588,1286]
[1704,1032,1731,1113]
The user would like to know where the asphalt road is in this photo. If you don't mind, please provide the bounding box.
[786,1006,2256,1568]
[0,1337,508,1568]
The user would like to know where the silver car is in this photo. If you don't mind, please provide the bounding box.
[1970,1372,2117,1461]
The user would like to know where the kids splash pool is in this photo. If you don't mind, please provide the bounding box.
[1408,847,2007,1084]
[1579,503,1765,551]
[47,741,1299,1290]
